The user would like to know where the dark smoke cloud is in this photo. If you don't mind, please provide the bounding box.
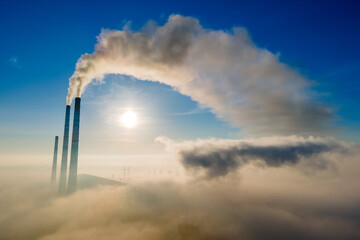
[156,136,347,178]
[67,14,332,135]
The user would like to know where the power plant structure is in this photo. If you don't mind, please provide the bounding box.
[58,105,71,194]
[49,97,81,195]
[51,97,121,194]
[51,136,59,184]
[48,97,130,191]
[67,97,81,194]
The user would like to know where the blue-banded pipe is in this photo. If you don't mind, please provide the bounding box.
[51,136,59,184]
[58,105,71,194]
[67,97,81,194]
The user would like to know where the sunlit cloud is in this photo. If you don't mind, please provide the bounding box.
[1,141,359,240]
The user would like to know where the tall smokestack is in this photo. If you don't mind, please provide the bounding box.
[67,97,81,194]
[58,105,71,194]
[51,136,59,184]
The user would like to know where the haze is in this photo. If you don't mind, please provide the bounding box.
[1,1,360,239]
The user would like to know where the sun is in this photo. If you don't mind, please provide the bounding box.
[121,110,137,128]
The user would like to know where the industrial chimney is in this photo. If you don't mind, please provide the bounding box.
[67,97,81,194]
[51,136,59,184]
[58,105,71,194]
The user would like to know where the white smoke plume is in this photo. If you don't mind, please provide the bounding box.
[156,135,349,179]
[67,14,332,134]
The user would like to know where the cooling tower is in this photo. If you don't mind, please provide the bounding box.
[58,105,71,194]
[67,97,81,194]
[51,136,59,184]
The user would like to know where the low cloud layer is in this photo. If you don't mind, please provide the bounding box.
[1,144,360,240]
[156,136,349,179]
[68,14,332,134]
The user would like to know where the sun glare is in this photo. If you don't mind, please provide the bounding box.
[121,110,137,128]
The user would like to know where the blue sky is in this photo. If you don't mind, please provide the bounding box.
[1,0,360,157]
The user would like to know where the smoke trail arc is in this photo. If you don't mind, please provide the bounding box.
[67,14,332,135]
